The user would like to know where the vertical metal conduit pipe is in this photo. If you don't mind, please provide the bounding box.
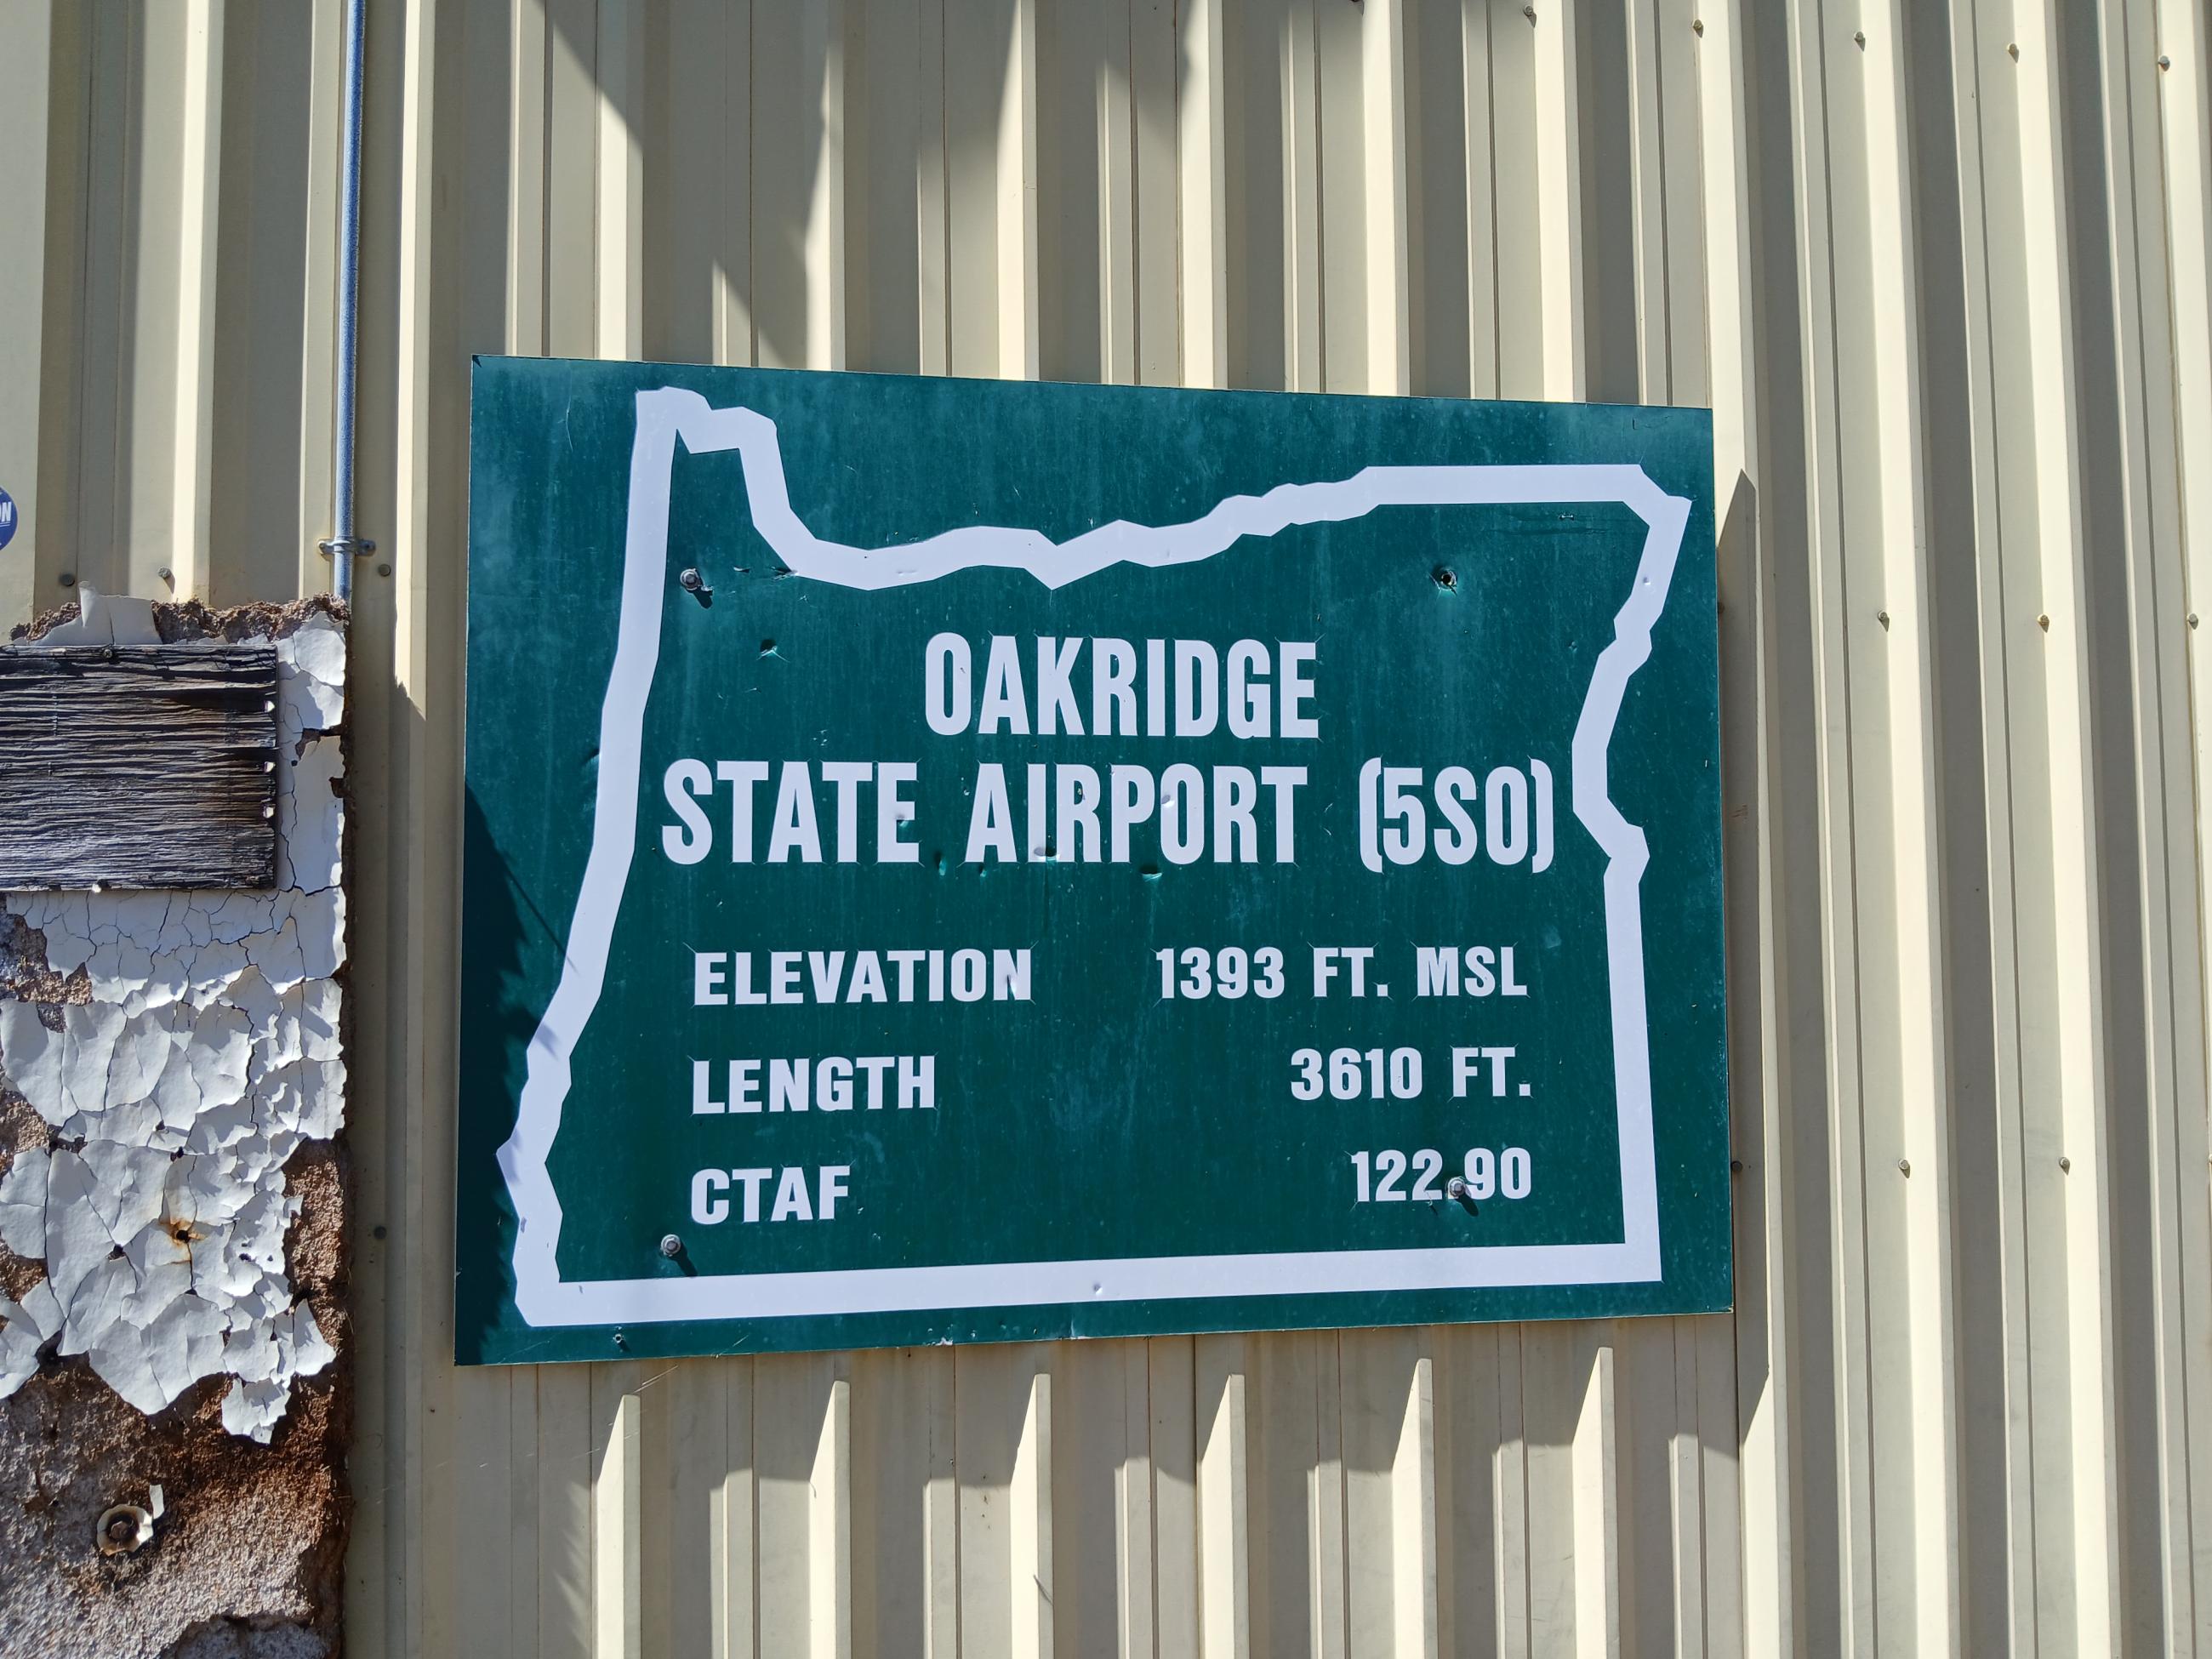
[318,0,370,605]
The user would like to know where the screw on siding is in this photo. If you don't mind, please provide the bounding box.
[1693,18,1704,34]
[2190,613,2201,629]
[1897,1158,1911,1176]
[659,1233,683,1259]
[377,562,392,578]
[1730,1159,1744,1173]
[1524,4,1536,18]
[57,572,75,587]
[2059,1155,2072,1172]
[2008,42,2020,59]
[1855,30,1867,47]
[2038,612,2051,630]
[157,566,174,585]
[2160,54,2173,70]
[1878,610,1891,630]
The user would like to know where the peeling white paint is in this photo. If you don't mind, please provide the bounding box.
[0,614,345,1440]
[16,586,161,651]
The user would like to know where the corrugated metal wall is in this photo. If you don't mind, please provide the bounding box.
[3,0,2210,1650]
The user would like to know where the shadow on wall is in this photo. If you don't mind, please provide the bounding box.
[524,0,1027,373]
[451,785,541,1368]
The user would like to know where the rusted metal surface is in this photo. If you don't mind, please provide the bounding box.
[0,645,278,891]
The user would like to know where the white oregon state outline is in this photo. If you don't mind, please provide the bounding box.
[497,385,1692,1329]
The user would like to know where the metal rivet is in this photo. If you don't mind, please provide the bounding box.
[157,567,174,584]
[377,562,392,578]
[1693,17,1704,34]
[678,567,708,594]
[2008,41,2019,59]
[1730,1159,1744,1173]
[2038,612,2050,630]
[1855,30,1867,46]
[1877,610,1891,630]
[1897,1158,1912,1176]
[1524,4,1536,19]
[658,1233,683,1259]
[2159,54,2172,69]
[57,572,75,588]
[2191,613,2201,628]
[1445,1176,1470,1201]
[2058,1155,2072,1172]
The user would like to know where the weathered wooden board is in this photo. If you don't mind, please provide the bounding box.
[0,644,280,889]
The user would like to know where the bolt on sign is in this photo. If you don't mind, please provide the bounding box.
[455,358,1729,1365]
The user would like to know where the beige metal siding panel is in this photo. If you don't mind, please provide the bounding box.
[2119,231,2212,1659]
[2086,2,2212,1644]
[995,0,1040,383]
[751,1353,843,1654]
[14,0,2212,1650]
[1033,0,1102,385]
[1787,2,1963,1649]
[169,0,224,601]
[945,0,1008,379]
[294,0,345,606]
[1947,7,2151,1650]
[1314,0,1371,392]
[1405,0,1468,398]
[1194,1337,1253,1657]
[1483,0,1546,403]
[214,0,336,602]
[1933,11,2034,1653]
[1741,3,1837,1647]
[2155,4,2212,1644]
[61,3,141,600]
[1177,0,1229,389]
[598,1387,647,1658]
[1618,18,1737,1655]
[0,0,54,627]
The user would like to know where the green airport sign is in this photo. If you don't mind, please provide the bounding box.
[455,357,1728,1365]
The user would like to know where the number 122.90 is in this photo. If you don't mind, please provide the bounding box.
[1351,1148,1532,1202]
